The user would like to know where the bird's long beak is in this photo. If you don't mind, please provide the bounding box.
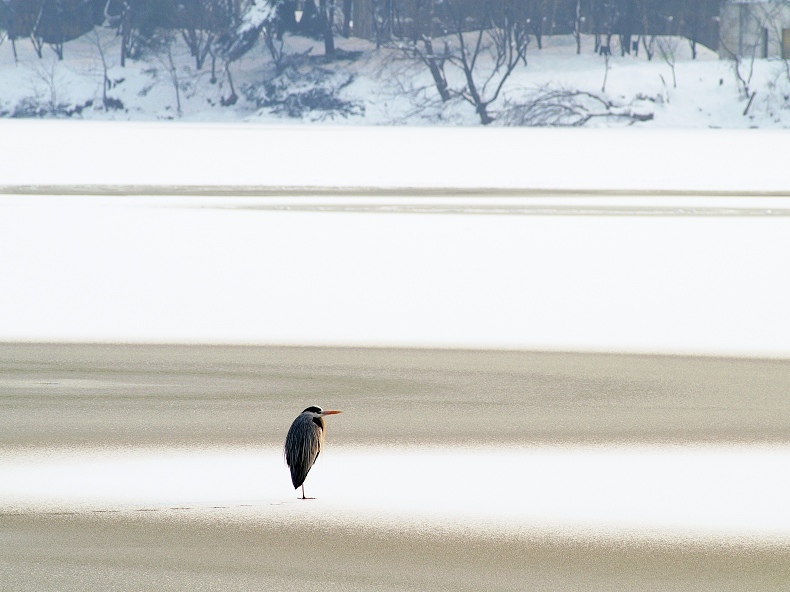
[322,410,342,415]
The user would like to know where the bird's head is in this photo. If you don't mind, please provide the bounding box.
[302,406,342,416]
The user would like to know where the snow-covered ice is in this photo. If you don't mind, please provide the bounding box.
[1,194,790,357]
[2,444,789,543]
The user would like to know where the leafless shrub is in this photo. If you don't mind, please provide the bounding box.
[717,5,769,115]
[150,34,184,116]
[30,58,61,112]
[243,65,364,120]
[733,49,757,108]
[498,86,654,127]
[656,35,679,88]
[88,28,125,111]
[262,22,286,74]
[601,44,610,92]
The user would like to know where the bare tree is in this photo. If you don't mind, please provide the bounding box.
[165,42,182,116]
[600,41,610,92]
[319,0,335,56]
[395,0,529,125]
[370,0,396,46]
[152,33,183,116]
[89,28,112,108]
[115,1,132,66]
[390,0,451,102]
[262,19,286,72]
[342,0,352,37]
[782,10,790,89]
[633,0,654,60]
[718,4,762,115]
[394,0,528,123]
[181,27,214,70]
[103,0,175,67]
[0,1,7,50]
[444,0,530,124]
[572,0,582,54]
[732,48,758,113]
[173,0,234,71]
[527,0,548,50]
[30,1,46,58]
[642,34,655,60]
[31,58,61,112]
[394,37,452,102]
[656,35,679,88]
[214,0,280,105]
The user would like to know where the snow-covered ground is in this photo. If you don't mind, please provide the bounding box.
[2,444,790,543]
[1,28,789,126]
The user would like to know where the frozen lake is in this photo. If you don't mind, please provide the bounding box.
[2,343,790,543]
[2,344,790,591]
[2,194,790,590]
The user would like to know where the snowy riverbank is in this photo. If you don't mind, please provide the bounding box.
[2,30,789,127]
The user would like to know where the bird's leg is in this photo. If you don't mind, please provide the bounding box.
[299,484,315,500]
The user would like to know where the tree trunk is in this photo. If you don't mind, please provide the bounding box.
[422,37,450,102]
[343,0,352,37]
[642,35,654,61]
[31,35,44,58]
[532,16,543,50]
[477,103,494,125]
[120,10,132,67]
[210,49,217,83]
[167,46,181,116]
[461,62,493,124]
[321,0,335,56]
[222,62,238,106]
[620,34,631,56]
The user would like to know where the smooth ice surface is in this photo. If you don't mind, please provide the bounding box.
[1,445,789,542]
[1,122,789,192]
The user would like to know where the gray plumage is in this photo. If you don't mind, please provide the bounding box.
[284,406,342,498]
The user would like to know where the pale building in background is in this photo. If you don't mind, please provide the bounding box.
[720,0,790,58]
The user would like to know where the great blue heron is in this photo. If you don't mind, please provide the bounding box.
[285,406,342,499]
